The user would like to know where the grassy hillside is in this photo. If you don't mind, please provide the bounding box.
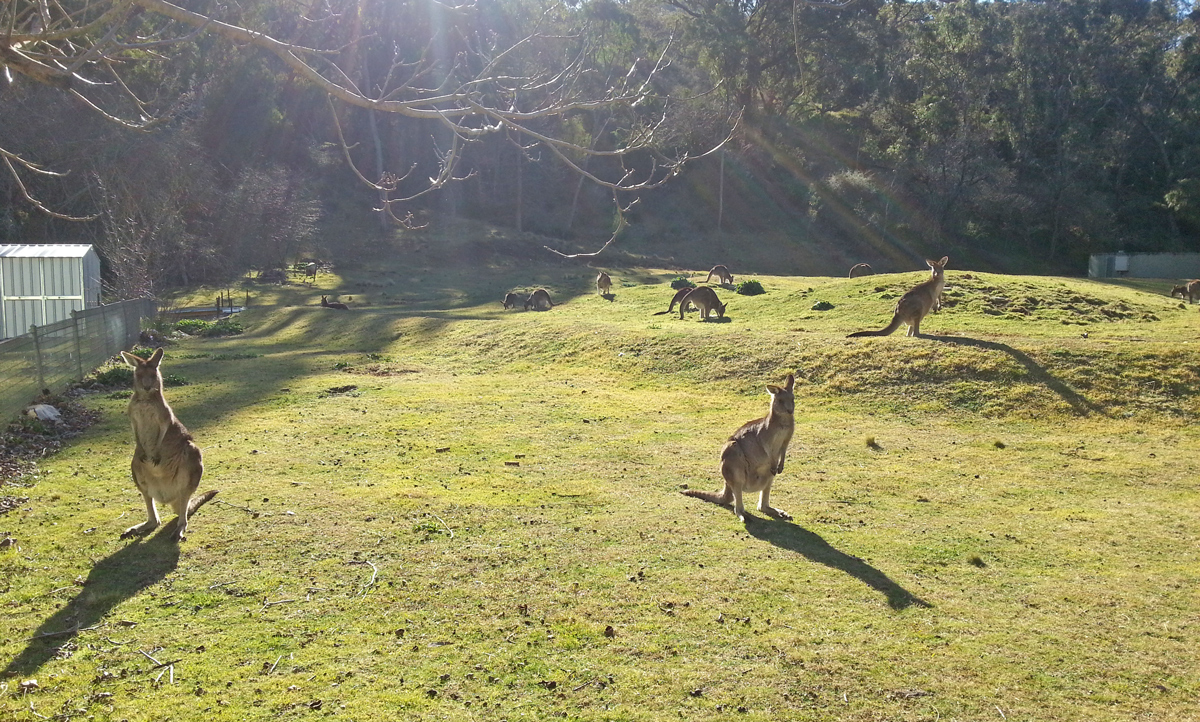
[2,238,1198,721]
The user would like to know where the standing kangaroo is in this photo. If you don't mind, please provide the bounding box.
[120,349,216,541]
[705,265,734,285]
[847,256,948,338]
[596,272,612,296]
[502,292,521,309]
[683,373,796,522]
[524,288,554,310]
[1170,280,1200,303]
[678,286,727,320]
[304,262,318,283]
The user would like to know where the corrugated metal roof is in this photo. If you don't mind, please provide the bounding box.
[0,244,95,258]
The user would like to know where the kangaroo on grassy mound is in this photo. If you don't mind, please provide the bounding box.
[678,286,726,320]
[1170,280,1200,303]
[596,272,612,296]
[120,348,216,541]
[848,256,948,338]
[683,373,796,522]
[321,295,349,310]
[502,292,521,309]
[524,288,554,310]
[705,265,734,285]
[848,263,874,278]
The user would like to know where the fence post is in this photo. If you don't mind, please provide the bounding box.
[99,303,111,357]
[71,310,85,381]
[30,324,47,392]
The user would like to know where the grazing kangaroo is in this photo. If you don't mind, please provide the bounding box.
[596,272,612,296]
[678,286,726,320]
[653,286,697,316]
[524,288,554,311]
[1170,280,1200,303]
[502,292,521,309]
[848,263,874,278]
[119,349,216,541]
[305,262,318,283]
[683,373,796,522]
[321,295,349,310]
[705,265,734,285]
[847,256,948,338]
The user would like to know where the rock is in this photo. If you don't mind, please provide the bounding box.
[25,404,61,423]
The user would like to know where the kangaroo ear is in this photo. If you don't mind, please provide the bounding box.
[766,384,783,396]
[120,351,143,368]
[147,347,164,367]
[938,256,949,267]
[784,373,795,391]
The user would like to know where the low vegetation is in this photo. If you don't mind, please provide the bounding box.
[1,247,1197,721]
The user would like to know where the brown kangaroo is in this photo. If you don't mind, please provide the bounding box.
[1170,280,1200,303]
[683,373,796,522]
[596,272,612,296]
[321,295,349,310]
[653,286,697,316]
[304,262,318,283]
[848,263,874,278]
[705,265,734,285]
[678,286,726,320]
[524,288,554,310]
[502,292,521,309]
[119,349,216,541]
[847,256,948,338]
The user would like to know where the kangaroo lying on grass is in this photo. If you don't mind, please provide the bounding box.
[678,286,726,320]
[1170,280,1200,303]
[847,256,948,338]
[596,272,612,296]
[705,265,734,285]
[524,288,554,310]
[321,295,349,310]
[120,348,216,541]
[683,373,795,522]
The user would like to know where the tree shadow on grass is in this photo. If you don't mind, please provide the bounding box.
[924,334,1104,416]
[743,515,931,611]
[3,525,181,677]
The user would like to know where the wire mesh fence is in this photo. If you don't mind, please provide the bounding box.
[0,298,156,423]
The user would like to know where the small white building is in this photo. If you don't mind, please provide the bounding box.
[1088,252,1200,279]
[0,244,102,339]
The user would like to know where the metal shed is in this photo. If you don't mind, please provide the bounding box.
[1088,252,1200,279]
[0,244,103,339]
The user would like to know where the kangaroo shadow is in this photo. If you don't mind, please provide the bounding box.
[601,293,616,302]
[924,334,1103,416]
[4,526,182,677]
[743,516,931,611]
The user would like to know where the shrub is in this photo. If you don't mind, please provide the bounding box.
[670,276,696,290]
[736,279,765,295]
[174,317,245,337]
[175,319,211,335]
[811,300,835,311]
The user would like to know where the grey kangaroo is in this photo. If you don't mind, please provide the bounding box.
[321,295,349,310]
[596,272,612,296]
[705,265,734,285]
[120,349,216,541]
[654,286,697,316]
[524,288,554,310]
[502,292,521,309]
[683,373,796,522]
[847,256,948,338]
[678,286,726,320]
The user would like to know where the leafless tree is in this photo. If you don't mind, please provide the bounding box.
[1,0,722,245]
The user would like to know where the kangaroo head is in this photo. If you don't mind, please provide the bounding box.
[1172,285,1185,297]
[716,301,727,318]
[926,256,949,276]
[121,347,164,394]
[766,373,796,416]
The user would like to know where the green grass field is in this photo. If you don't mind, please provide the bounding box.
[2,239,1198,721]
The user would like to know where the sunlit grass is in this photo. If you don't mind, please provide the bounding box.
[2,249,1198,720]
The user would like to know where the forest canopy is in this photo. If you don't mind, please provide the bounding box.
[3,0,1200,292]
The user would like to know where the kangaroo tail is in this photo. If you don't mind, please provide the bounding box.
[653,310,670,316]
[681,487,733,506]
[187,489,219,515]
[847,313,903,338]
